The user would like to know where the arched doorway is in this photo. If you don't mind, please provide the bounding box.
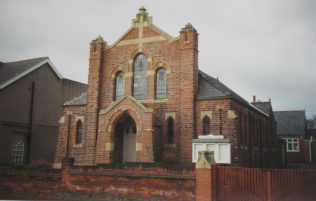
[113,114,137,163]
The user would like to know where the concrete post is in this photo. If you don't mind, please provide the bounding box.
[196,151,215,201]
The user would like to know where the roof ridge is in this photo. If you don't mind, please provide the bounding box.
[6,57,49,64]
[274,110,305,112]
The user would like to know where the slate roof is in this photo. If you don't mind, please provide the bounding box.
[0,57,62,90]
[198,70,245,102]
[274,110,306,136]
[197,70,268,116]
[252,102,272,115]
[64,92,87,106]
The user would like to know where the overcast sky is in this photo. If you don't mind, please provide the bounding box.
[1,0,315,117]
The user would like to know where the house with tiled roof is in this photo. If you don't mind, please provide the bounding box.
[274,110,306,162]
[0,57,87,166]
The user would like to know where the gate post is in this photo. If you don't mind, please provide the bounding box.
[196,151,215,201]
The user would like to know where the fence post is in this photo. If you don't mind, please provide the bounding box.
[266,170,272,201]
[196,151,215,201]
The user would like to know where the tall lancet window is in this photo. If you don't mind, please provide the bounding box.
[167,117,174,144]
[133,53,147,100]
[76,120,83,144]
[156,68,167,99]
[203,116,210,135]
[115,71,125,100]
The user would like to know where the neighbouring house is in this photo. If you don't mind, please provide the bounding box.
[0,57,87,166]
[274,110,306,163]
[54,7,279,168]
[306,118,316,139]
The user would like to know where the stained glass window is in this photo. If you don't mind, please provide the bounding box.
[156,68,167,99]
[115,72,125,100]
[133,54,147,100]
[76,120,83,144]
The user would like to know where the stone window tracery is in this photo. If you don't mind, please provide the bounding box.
[133,53,147,100]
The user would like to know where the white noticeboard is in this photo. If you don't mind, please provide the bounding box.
[192,142,231,164]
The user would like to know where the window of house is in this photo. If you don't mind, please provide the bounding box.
[115,71,125,100]
[203,116,210,135]
[286,138,299,152]
[12,140,24,166]
[133,53,147,100]
[167,117,174,144]
[76,120,83,144]
[156,68,167,99]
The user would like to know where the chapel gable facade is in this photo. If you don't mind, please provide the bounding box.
[54,8,279,168]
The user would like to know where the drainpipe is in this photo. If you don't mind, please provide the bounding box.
[26,81,35,165]
[66,114,71,158]
[309,136,313,164]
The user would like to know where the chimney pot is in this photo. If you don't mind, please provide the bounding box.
[253,95,256,102]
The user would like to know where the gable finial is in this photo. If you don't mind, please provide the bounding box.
[132,7,152,27]
[139,6,146,12]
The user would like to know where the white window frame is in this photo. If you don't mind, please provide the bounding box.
[12,140,25,166]
[285,138,299,152]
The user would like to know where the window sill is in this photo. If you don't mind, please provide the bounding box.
[164,144,175,148]
[73,144,83,148]
[286,150,299,152]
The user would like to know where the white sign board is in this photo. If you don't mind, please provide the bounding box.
[192,142,231,164]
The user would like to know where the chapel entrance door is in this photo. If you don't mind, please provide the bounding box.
[122,120,137,163]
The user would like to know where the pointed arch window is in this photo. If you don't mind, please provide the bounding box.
[115,71,125,100]
[167,117,174,144]
[133,53,147,100]
[76,120,83,144]
[12,140,24,166]
[203,116,210,135]
[156,68,167,99]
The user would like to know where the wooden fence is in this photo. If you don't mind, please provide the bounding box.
[213,166,316,201]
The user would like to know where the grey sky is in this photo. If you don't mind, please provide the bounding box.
[1,0,315,117]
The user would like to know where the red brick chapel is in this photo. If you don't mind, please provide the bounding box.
[54,7,279,168]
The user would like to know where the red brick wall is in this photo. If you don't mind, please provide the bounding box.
[54,106,86,166]
[0,164,195,201]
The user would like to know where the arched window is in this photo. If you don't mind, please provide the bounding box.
[156,68,167,99]
[203,116,210,135]
[167,117,174,144]
[76,120,83,144]
[12,140,24,166]
[115,71,125,100]
[133,53,147,100]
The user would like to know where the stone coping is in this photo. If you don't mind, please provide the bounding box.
[192,138,230,143]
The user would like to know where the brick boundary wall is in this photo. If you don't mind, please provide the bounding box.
[0,158,196,201]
